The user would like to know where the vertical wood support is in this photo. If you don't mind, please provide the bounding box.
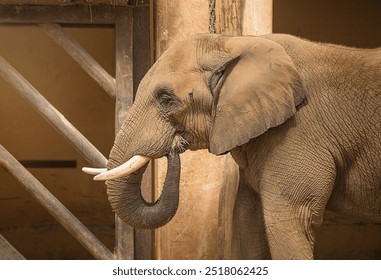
[215,0,273,36]
[155,0,226,260]
[114,10,135,260]
[215,0,242,35]
[131,4,155,260]
[113,5,153,260]
[241,0,273,35]
[216,0,273,259]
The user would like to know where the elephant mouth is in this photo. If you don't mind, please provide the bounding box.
[170,134,189,155]
[82,134,188,181]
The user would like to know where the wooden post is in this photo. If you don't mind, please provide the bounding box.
[113,6,153,260]
[215,0,242,35]
[114,11,135,260]
[216,0,273,259]
[241,0,273,35]
[154,0,228,260]
[215,0,273,36]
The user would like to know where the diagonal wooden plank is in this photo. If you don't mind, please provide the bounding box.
[40,23,116,99]
[0,145,114,260]
[0,234,25,260]
[0,55,107,168]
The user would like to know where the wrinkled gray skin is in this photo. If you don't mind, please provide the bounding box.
[105,33,381,259]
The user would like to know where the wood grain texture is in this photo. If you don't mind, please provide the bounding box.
[214,0,273,259]
[0,234,25,260]
[215,0,241,35]
[154,0,224,260]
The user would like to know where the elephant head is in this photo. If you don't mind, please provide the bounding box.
[83,34,306,229]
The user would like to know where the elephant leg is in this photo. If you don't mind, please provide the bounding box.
[232,179,271,259]
[260,157,335,260]
[261,199,316,259]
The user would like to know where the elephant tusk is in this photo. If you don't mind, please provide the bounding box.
[93,155,151,181]
[82,167,108,175]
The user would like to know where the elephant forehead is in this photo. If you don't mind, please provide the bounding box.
[151,34,232,75]
[156,44,199,72]
[154,72,205,94]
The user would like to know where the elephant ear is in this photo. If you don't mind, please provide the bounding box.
[209,36,306,155]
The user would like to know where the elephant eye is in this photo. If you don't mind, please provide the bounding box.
[156,89,181,110]
[160,94,174,107]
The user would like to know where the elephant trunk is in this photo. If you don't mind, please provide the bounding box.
[83,90,181,229]
[106,151,181,230]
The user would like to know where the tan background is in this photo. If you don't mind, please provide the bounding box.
[0,0,380,259]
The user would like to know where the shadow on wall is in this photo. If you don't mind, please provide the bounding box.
[274,0,381,259]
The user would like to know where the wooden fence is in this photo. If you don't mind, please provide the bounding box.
[0,3,151,259]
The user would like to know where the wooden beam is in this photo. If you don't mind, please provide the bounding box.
[0,145,114,260]
[0,5,144,25]
[115,14,134,131]
[0,55,107,168]
[40,23,116,99]
[155,0,226,260]
[214,0,273,36]
[113,10,135,260]
[215,0,242,35]
[241,0,273,35]
[216,0,273,259]
[131,4,154,260]
[0,234,25,260]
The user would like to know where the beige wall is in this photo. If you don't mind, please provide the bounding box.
[0,26,115,259]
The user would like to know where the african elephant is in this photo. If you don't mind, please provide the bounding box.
[83,33,381,259]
